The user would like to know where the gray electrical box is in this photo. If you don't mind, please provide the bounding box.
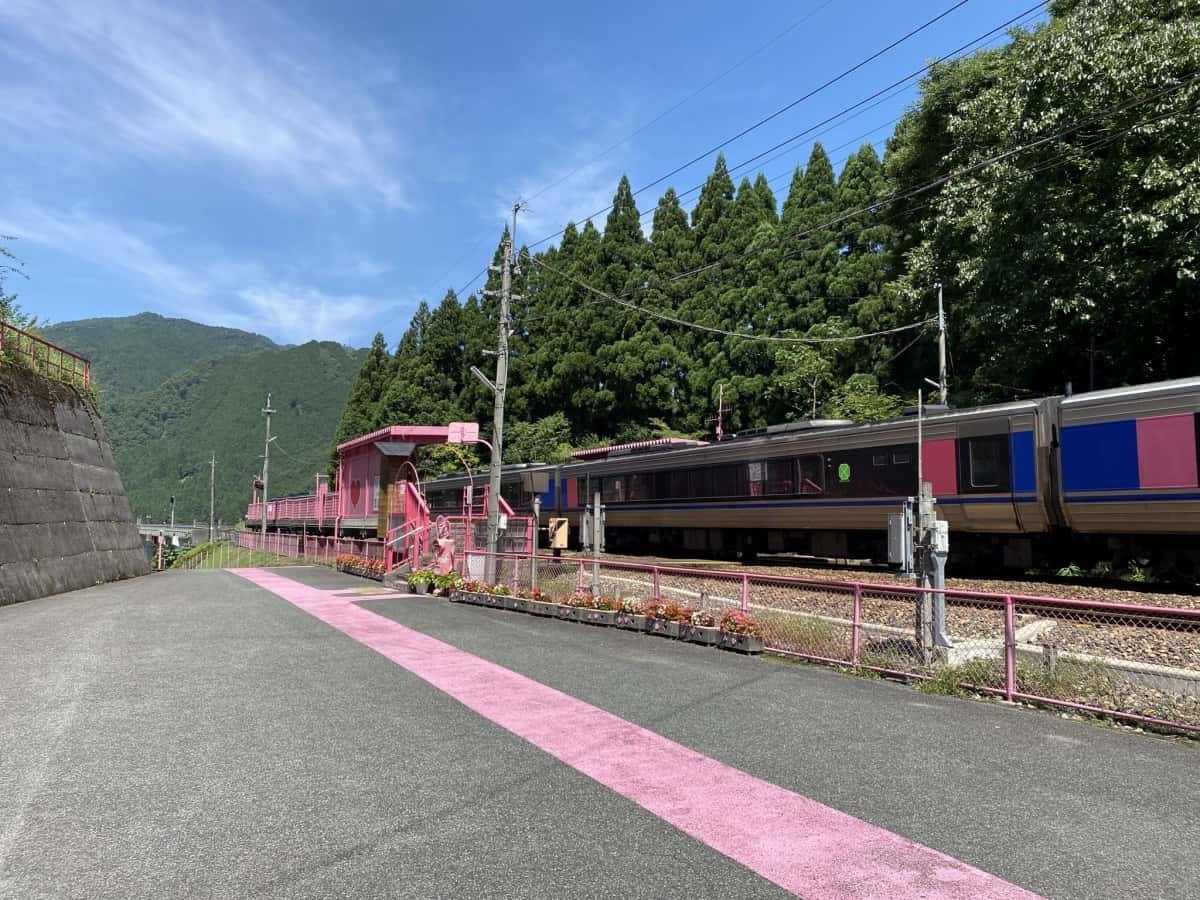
[888,499,914,573]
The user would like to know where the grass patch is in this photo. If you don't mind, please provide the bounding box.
[173,542,303,570]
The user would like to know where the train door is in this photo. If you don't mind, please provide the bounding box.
[953,419,1020,532]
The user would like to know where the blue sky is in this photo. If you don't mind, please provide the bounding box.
[0,0,1043,347]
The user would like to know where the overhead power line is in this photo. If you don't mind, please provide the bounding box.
[525,252,935,344]
[526,0,978,251]
[523,0,840,205]
[517,73,1198,341]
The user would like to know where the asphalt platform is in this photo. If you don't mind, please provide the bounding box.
[1,566,1196,899]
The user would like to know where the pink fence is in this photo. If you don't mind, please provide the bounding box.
[1,321,91,389]
[461,552,1200,736]
[245,492,340,523]
[235,529,384,562]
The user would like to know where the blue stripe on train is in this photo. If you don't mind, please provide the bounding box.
[1064,492,1200,503]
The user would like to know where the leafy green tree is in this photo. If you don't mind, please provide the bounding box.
[826,374,905,421]
[772,342,836,420]
[0,238,33,329]
[504,411,573,463]
[889,0,1200,397]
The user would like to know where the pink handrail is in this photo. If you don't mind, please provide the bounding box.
[0,321,91,389]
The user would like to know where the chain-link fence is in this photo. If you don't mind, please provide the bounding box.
[458,551,1200,735]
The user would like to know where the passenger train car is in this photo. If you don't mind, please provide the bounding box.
[423,378,1200,571]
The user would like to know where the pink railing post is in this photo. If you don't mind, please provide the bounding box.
[740,573,749,613]
[1003,595,1016,702]
[577,558,585,592]
[851,583,862,666]
[652,566,661,599]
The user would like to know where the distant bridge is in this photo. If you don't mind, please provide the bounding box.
[136,521,234,545]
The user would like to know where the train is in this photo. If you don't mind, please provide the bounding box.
[420,378,1200,573]
[248,377,1200,574]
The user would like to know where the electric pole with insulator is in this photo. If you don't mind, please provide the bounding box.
[936,282,948,405]
[209,451,216,543]
[482,203,522,581]
[261,393,275,538]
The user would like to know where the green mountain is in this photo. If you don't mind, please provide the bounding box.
[42,313,365,525]
[42,312,277,396]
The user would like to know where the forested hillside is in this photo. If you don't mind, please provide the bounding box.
[31,314,364,525]
[42,312,277,395]
[334,0,1199,467]
[107,341,365,524]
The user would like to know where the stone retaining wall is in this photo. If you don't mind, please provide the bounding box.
[0,365,148,605]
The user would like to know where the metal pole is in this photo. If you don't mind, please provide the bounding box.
[209,451,215,543]
[531,495,540,594]
[261,393,274,538]
[592,490,601,592]
[936,283,948,404]
[485,203,521,581]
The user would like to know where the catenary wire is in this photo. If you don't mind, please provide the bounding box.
[515,75,1198,340]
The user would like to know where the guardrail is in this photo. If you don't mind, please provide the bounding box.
[0,321,91,389]
[461,551,1200,736]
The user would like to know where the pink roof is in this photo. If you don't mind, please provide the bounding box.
[570,437,708,460]
[337,424,454,454]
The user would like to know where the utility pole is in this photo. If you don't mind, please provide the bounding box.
[936,283,948,405]
[261,393,275,538]
[483,203,522,580]
[209,451,216,543]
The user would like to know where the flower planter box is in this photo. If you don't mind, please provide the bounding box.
[525,600,558,617]
[579,608,618,627]
[719,631,764,654]
[556,605,579,622]
[449,590,468,603]
[482,594,509,609]
[682,624,720,646]
[340,566,383,582]
[646,618,681,639]
[504,595,527,613]
[615,612,646,632]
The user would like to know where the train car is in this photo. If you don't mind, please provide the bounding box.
[551,399,1056,564]
[247,378,1200,573]
[1054,378,1200,568]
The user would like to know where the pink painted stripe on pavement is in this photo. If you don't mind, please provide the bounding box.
[233,568,1038,900]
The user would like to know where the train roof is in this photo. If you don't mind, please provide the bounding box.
[1059,376,1200,406]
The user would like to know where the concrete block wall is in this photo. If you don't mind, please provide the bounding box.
[0,365,149,605]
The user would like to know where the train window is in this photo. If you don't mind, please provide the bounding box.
[872,453,887,467]
[968,436,1005,488]
[627,472,647,501]
[670,469,689,499]
[602,476,625,503]
[713,464,748,497]
[576,477,588,504]
[690,467,713,498]
[765,458,796,495]
[799,455,824,494]
[893,450,911,465]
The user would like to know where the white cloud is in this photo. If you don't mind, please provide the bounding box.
[0,201,398,344]
[0,0,410,208]
[232,286,390,346]
[0,203,202,300]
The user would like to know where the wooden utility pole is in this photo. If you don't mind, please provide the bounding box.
[209,451,216,543]
[936,282,948,404]
[261,393,274,537]
[483,203,522,579]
